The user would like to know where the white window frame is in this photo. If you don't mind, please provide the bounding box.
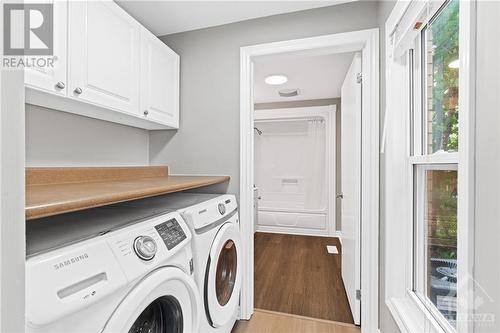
[384,1,475,333]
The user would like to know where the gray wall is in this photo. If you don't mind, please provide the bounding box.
[377,1,399,333]
[254,98,343,232]
[150,1,380,195]
[475,1,500,331]
[26,104,149,166]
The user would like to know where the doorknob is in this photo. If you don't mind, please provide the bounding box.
[336,193,344,199]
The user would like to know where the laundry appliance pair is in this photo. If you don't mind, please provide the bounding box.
[26,193,242,333]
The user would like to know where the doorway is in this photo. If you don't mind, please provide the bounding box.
[239,29,379,332]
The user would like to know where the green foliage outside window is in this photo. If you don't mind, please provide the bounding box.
[429,0,459,153]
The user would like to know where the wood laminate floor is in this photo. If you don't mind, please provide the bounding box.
[232,309,360,333]
[254,232,354,324]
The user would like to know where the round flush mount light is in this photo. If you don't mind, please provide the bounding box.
[448,59,459,69]
[264,75,288,85]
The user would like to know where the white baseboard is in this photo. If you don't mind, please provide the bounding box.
[256,225,342,238]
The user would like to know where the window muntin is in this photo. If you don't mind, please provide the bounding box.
[410,0,459,330]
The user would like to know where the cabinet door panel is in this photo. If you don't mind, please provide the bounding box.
[25,0,67,96]
[140,29,179,127]
[69,1,140,114]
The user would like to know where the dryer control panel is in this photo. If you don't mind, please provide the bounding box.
[155,218,187,250]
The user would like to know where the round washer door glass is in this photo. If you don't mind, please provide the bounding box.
[129,296,183,333]
[215,240,237,306]
[206,222,242,328]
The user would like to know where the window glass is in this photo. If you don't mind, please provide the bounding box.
[424,0,459,154]
[422,169,458,327]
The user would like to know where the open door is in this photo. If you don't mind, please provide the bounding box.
[340,52,362,325]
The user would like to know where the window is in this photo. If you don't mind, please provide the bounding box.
[410,0,459,329]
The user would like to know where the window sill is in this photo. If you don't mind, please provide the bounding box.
[387,292,448,333]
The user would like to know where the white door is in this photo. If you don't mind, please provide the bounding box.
[340,52,362,325]
[25,0,67,96]
[68,0,140,115]
[140,28,180,127]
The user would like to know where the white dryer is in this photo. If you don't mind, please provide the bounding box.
[115,193,242,333]
[26,209,201,333]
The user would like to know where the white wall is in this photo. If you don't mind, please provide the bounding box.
[150,1,380,195]
[0,61,25,333]
[474,1,500,331]
[26,105,149,166]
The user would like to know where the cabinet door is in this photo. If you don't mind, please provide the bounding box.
[140,29,180,128]
[25,0,67,96]
[68,0,140,114]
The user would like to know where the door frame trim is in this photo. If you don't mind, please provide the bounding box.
[239,28,379,332]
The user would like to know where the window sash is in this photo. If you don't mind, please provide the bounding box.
[413,164,458,331]
[409,1,460,330]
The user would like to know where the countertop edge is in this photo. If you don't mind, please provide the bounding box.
[26,175,230,220]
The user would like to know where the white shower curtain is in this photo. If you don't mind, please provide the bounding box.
[304,119,326,210]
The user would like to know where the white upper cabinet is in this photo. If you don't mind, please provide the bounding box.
[25,0,67,96]
[24,0,180,130]
[140,28,180,128]
[68,1,140,115]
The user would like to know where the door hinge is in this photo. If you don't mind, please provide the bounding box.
[356,73,363,84]
[356,289,361,300]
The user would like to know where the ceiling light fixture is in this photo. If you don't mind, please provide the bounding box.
[264,75,288,85]
[448,59,459,69]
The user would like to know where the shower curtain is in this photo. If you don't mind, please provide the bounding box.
[304,119,326,210]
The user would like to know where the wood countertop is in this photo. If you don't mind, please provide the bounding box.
[26,166,230,220]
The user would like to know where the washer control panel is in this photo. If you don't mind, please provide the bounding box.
[154,218,187,250]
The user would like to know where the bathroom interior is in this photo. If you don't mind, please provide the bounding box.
[252,49,361,324]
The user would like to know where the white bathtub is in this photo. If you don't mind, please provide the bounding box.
[257,193,328,235]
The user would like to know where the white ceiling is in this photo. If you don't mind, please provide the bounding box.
[254,52,355,103]
[115,1,354,36]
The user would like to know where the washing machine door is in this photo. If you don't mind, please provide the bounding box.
[205,222,242,328]
[103,267,200,333]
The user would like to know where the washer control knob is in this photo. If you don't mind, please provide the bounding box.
[133,236,157,261]
[218,203,226,215]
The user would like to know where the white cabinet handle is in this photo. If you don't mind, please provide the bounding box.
[55,81,65,89]
[143,110,149,116]
[74,87,83,94]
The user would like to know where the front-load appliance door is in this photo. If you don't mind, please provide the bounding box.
[103,267,201,333]
[205,222,242,328]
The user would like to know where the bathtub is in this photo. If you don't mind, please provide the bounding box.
[256,191,328,235]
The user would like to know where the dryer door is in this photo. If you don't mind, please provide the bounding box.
[205,222,242,327]
[103,267,201,333]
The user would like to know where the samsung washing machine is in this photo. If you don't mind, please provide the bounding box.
[26,206,202,333]
[114,193,242,333]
